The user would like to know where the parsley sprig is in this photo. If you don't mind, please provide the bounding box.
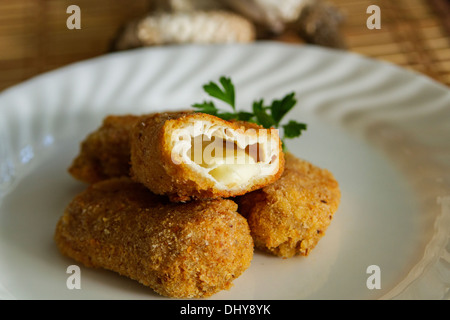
[192,76,307,149]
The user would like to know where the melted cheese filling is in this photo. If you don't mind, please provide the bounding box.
[189,137,261,187]
[170,120,280,190]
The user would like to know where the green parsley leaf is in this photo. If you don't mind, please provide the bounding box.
[252,99,274,128]
[235,111,254,122]
[270,92,297,126]
[203,76,235,110]
[215,112,236,120]
[282,120,307,139]
[192,76,307,149]
[192,101,218,115]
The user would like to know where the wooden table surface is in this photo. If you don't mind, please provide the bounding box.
[0,0,449,92]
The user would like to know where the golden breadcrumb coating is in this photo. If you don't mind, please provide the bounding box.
[54,177,253,298]
[237,152,340,258]
[130,112,284,202]
[68,114,141,184]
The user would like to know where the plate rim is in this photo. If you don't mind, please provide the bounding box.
[1,42,449,300]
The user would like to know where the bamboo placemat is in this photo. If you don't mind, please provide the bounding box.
[0,0,449,92]
[332,0,450,86]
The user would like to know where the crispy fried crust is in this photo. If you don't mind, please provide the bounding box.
[68,114,141,183]
[54,177,254,298]
[130,112,284,202]
[68,112,193,184]
[237,152,340,258]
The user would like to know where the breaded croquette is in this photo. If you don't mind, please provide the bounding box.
[68,114,141,183]
[237,152,340,258]
[130,112,284,202]
[55,177,254,298]
[68,112,195,184]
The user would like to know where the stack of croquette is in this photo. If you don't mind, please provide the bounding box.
[55,111,340,298]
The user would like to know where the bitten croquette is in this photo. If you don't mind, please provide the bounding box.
[130,112,284,202]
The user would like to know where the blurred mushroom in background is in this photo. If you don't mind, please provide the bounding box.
[112,0,345,51]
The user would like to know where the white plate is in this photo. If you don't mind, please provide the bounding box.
[0,42,449,300]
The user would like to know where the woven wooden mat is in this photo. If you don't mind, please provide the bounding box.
[1,0,449,92]
[333,0,450,86]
